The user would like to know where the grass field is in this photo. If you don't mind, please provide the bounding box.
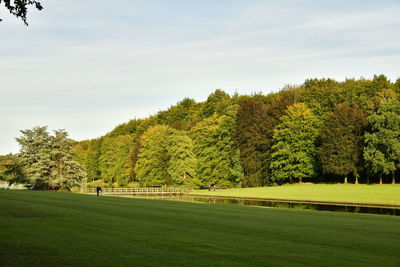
[1,190,399,267]
[192,184,400,205]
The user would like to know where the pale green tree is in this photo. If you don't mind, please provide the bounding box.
[16,126,53,188]
[270,103,320,184]
[16,126,86,190]
[49,130,86,190]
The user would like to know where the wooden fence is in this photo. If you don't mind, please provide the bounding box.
[84,187,192,195]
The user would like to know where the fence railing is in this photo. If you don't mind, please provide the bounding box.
[84,187,192,195]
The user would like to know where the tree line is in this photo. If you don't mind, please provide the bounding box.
[1,75,400,189]
[73,75,400,188]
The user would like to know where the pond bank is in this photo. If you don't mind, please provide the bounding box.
[189,194,400,209]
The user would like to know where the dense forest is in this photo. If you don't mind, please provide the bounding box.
[68,75,400,188]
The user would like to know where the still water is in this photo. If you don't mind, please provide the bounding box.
[127,195,400,216]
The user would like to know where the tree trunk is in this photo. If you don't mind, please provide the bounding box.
[355,176,359,184]
[392,170,396,184]
[344,176,348,184]
[380,177,383,184]
[299,177,302,183]
[366,173,370,184]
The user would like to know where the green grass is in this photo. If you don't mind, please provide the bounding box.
[192,184,400,205]
[1,190,399,266]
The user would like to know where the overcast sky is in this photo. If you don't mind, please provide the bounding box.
[1,0,399,154]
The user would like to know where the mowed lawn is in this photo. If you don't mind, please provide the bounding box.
[1,191,399,267]
[192,184,400,205]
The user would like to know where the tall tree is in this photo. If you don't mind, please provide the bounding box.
[135,125,172,186]
[191,106,243,188]
[49,130,86,190]
[270,103,320,184]
[99,134,135,186]
[364,99,400,184]
[236,99,270,186]
[85,138,103,182]
[16,126,52,188]
[166,130,199,188]
[16,126,85,190]
[317,104,367,184]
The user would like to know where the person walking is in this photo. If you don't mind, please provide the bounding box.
[96,186,102,196]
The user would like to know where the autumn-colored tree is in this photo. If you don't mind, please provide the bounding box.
[236,99,270,186]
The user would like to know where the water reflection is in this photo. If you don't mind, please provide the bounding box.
[128,195,400,216]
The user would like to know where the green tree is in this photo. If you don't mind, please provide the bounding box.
[16,126,85,190]
[317,104,367,184]
[99,134,135,186]
[49,130,86,190]
[122,137,141,184]
[191,106,243,188]
[271,103,320,184]
[166,130,199,188]
[364,99,400,184]
[0,0,43,25]
[84,138,102,182]
[135,125,172,186]
[16,126,52,188]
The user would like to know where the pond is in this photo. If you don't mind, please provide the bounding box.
[125,195,400,216]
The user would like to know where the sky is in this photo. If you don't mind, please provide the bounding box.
[1,0,400,154]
